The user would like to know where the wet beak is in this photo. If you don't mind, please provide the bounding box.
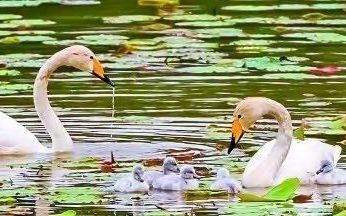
[92,58,115,87]
[228,119,245,154]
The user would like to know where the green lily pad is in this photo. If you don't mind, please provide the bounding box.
[234,57,309,72]
[138,0,179,6]
[0,197,16,204]
[0,187,38,198]
[238,178,300,202]
[103,15,160,24]
[184,189,228,200]
[62,157,100,169]
[176,65,245,73]
[293,127,305,141]
[284,32,346,43]
[0,35,56,44]
[5,19,55,27]
[0,83,32,95]
[0,0,60,7]
[195,28,244,39]
[48,186,104,204]
[0,69,20,76]
[53,210,77,216]
[261,73,316,80]
[335,210,346,216]
[0,14,22,20]
[44,34,127,46]
[230,39,273,46]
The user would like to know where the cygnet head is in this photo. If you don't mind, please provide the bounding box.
[57,45,114,87]
[316,160,334,174]
[132,164,145,182]
[216,168,230,179]
[180,165,199,179]
[163,157,179,174]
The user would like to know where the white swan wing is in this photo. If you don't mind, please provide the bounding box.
[275,138,341,184]
[0,112,46,154]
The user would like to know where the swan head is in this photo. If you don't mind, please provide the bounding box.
[316,160,334,174]
[63,45,114,87]
[132,164,145,182]
[180,165,199,180]
[228,97,286,154]
[163,157,179,174]
[216,168,230,179]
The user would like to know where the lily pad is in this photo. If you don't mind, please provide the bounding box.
[0,69,20,76]
[53,210,77,216]
[261,73,316,80]
[0,83,32,95]
[235,57,309,72]
[293,127,305,141]
[0,14,22,20]
[44,34,127,46]
[284,32,346,43]
[48,186,104,204]
[103,15,160,24]
[138,0,179,6]
[195,28,244,39]
[5,19,55,27]
[238,178,300,202]
[0,0,60,7]
[0,35,56,44]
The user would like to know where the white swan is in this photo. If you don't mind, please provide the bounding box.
[113,164,149,192]
[143,157,180,187]
[152,165,199,191]
[314,160,346,185]
[0,45,114,155]
[210,168,242,194]
[228,97,342,188]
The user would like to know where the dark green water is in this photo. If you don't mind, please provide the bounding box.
[0,0,345,215]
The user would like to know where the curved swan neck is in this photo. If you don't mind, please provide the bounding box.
[242,99,293,187]
[33,49,73,152]
[263,100,293,183]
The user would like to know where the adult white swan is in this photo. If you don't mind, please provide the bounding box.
[0,45,114,155]
[228,97,342,188]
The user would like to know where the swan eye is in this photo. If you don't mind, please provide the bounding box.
[238,114,242,119]
[90,56,94,59]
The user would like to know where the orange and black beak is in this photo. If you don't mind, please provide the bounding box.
[92,58,114,87]
[228,119,245,154]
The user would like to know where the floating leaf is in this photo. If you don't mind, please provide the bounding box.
[184,189,228,200]
[284,32,346,43]
[103,15,160,24]
[138,0,179,6]
[0,35,55,44]
[238,178,300,202]
[48,186,104,204]
[195,28,244,39]
[0,69,20,76]
[293,127,305,141]
[302,12,327,21]
[53,210,77,216]
[0,14,22,20]
[5,19,55,27]
[262,73,316,80]
[335,210,346,216]
[0,83,32,95]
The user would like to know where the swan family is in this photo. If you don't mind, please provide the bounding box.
[1,45,345,193]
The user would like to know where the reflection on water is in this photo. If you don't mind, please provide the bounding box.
[0,0,345,215]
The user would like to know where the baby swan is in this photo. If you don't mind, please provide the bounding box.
[152,165,199,191]
[210,168,242,194]
[113,164,149,192]
[143,157,180,187]
[314,160,346,185]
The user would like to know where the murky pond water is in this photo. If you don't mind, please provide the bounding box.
[0,0,345,215]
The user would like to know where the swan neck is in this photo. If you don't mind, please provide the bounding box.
[33,50,73,152]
